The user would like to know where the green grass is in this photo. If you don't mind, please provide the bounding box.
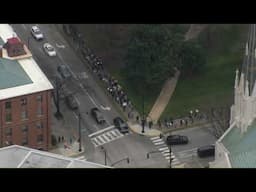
[161,24,249,119]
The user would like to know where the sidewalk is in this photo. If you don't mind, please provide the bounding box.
[50,141,84,158]
[127,121,162,137]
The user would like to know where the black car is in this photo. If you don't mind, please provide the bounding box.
[166,135,189,145]
[65,94,78,110]
[57,65,72,79]
[197,145,215,158]
[113,117,129,134]
[91,107,105,124]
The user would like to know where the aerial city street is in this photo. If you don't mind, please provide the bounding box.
[0,24,254,168]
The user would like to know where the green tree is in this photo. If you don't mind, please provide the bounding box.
[124,24,184,90]
[179,40,206,77]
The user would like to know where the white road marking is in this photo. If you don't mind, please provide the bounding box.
[73,112,78,119]
[178,147,198,154]
[79,83,99,108]
[97,135,106,144]
[74,96,80,106]
[106,132,114,139]
[162,149,170,153]
[154,141,165,145]
[110,130,118,137]
[152,139,163,143]
[163,153,170,157]
[102,134,110,142]
[114,130,123,137]
[100,105,111,111]
[159,147,169,151]
[88,125,115,137]
[165,156,171,160]
[56,43,66,48]
[150,136,160,140]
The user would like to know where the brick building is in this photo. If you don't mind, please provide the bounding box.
[0,24,53,151]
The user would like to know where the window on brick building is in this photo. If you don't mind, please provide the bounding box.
[36,122,43,129]
[5,101,11,109]
[21,125,28,133]
[6,112,12,122]
[37,106,43,116]
[22,137,28,146]
[37,95,43,102]
[21,98,27,106]
[21,110,28,120]
[5,127,12,136]
[37,134,43,143]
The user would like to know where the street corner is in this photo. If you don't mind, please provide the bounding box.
[127,121,163,137]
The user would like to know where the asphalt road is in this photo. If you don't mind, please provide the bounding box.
[169,125,217,168]
[11,24,170,167]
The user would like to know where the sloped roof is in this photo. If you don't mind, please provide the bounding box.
[0,145,109,168]
[222,121,256,167]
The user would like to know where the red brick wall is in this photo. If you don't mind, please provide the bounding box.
[0,90,52,151]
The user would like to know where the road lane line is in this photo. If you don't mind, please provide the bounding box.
[73,111,78,119]
[88,125,115,137]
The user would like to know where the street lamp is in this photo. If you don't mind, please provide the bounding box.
[77,110,89,152]
[53,75,63,119]
[101,146,107,165]
[141,88,145,133]
[111,157,130,167]
[169,146,174,168]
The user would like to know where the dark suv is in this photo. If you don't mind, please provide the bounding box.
[166,135,189,145]
[113,117,129,134]
[91,107,105,124]
[197,145,215,158]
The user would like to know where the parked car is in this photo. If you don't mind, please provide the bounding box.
[65,94,78,110]
[197,145,215,158]
[43,43,56,56]
[113,117,129,134]
[31,26,43,40]
[57,65,72,79]
[91,107,105,124]
[166,135,189,145]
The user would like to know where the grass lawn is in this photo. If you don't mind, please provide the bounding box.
[161,24,249,119]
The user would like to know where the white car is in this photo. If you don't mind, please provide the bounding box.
[31,26,43,40]
[43,43,56,56]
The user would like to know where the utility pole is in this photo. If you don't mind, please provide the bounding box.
[54,76,63,119]
[141,84,145,133]
[78,112,82,152]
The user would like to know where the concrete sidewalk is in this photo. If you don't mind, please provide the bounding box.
[50,141,85,158]
[127,121,162,137]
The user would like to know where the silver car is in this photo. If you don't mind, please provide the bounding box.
[43,43,56,57]
[31,26,43,40]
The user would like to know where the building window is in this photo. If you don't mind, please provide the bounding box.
[37,95,43,102]
[36,122,43,129]
[37,106,43,116]
[6,112,12,123]
[5,128,12,136]
[5,101,11,109]
[37,134,43,143]
[22,137,28,146]
[21,98,27,106]
[21,125,28,133]
[21,110,28,120]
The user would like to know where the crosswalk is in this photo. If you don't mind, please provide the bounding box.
[150,136,182,167]
[89,128,130,147]
[176,148,198,160]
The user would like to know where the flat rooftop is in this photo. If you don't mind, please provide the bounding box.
[0,145,109,168]
[0,24,53,100]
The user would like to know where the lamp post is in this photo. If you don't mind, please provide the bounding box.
[169,146,173,168]
[101,146,107,165]
[77,110,89,152]
[141,86,145,133]
[54,75,63,119]
[111,157,130,167]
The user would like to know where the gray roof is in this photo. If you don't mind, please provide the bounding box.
[0,145,109,168]
[222,121,256,167]
[242,24,256,95]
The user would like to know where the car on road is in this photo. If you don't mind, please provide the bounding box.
[65,94,78,110]
[113,117,129,134]
[166,135,189,145]
[43,43,56,56]
[57,65,72,79]
[91,107,105,124]
[31,26,43,40]
[197,145,215,158]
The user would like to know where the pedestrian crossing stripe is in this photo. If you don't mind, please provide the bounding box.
[154,141,165,145]
[110,130,118,137]
[159,147,169,151]
[163,153,170,156]
[152,139,163,143]
[150,136,160,140]
[102,134,110,142]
